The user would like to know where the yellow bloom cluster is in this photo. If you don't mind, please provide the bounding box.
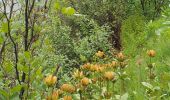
[104,71,115,81]
[46,90,61,100]
[73,70,84,79]
[81,77,90,86]
[60,84,75,93]
[117,52,125,61]
[95,51,105,58]
[63,96,72,100]
[44,75,57,86]
[81,63,91,70]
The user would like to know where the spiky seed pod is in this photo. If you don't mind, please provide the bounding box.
[149,73,156,80]
[147,63,155,69]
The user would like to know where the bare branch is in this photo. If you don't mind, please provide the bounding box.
[2,0,21,85]
[28,0,35,17]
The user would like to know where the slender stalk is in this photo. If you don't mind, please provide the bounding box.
[26,65,31,99]
[2,0,21,84]
[121,78,125,95]
[107,81,109,92]
[149,57,152,83]
[120,67,125,95]
[79,90,83,100]
[112,82,114,95]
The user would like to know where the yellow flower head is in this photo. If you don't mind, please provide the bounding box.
[108,63,113,67]
[147,50,156,57]
[117,52,125,61]
[97,66,105,72]
[63,96,72,100]
[104,71,115,81]
[81,77,90,86]
[95,51,104,58]
[60,84,75,93]
[90,64,99,72]
[46,96,52,100]
[111,61,117,68]
[73,70,84,79]
[51,90,60,100]
[44,75,57,86]
[92,78,98,84]
[81,63,91,70]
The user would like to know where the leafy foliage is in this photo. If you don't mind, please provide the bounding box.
[0,0,170,99]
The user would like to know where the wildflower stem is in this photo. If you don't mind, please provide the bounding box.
[121,78,125,95]
[120,67,126,95]
[79,90,83,100]
[149,57,152,82]
[112,82,114,95]
[149,68,152,83]
[139,65,142,83]
[107,80,109,92]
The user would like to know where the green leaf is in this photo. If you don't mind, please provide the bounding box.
[1,22,8,33]
[62,7,75,15]
[22,66,29,73]
[141,82,153,90]
[62,7,67,14]
[168,83,170,90]
[4,61,13,72]
[121,93,128,100]
[80,55,87,62]
[115,95,121,100]
[67,7,75,15]
[54,2,60,10]
[0,36,4,44]
[24,51,31,60]
[10,85,22,94]
[0,89,8,98]
[115,93,128,100]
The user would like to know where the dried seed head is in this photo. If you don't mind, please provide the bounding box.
[147,63,155,69]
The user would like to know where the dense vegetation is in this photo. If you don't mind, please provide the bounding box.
[0,0,170,99]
